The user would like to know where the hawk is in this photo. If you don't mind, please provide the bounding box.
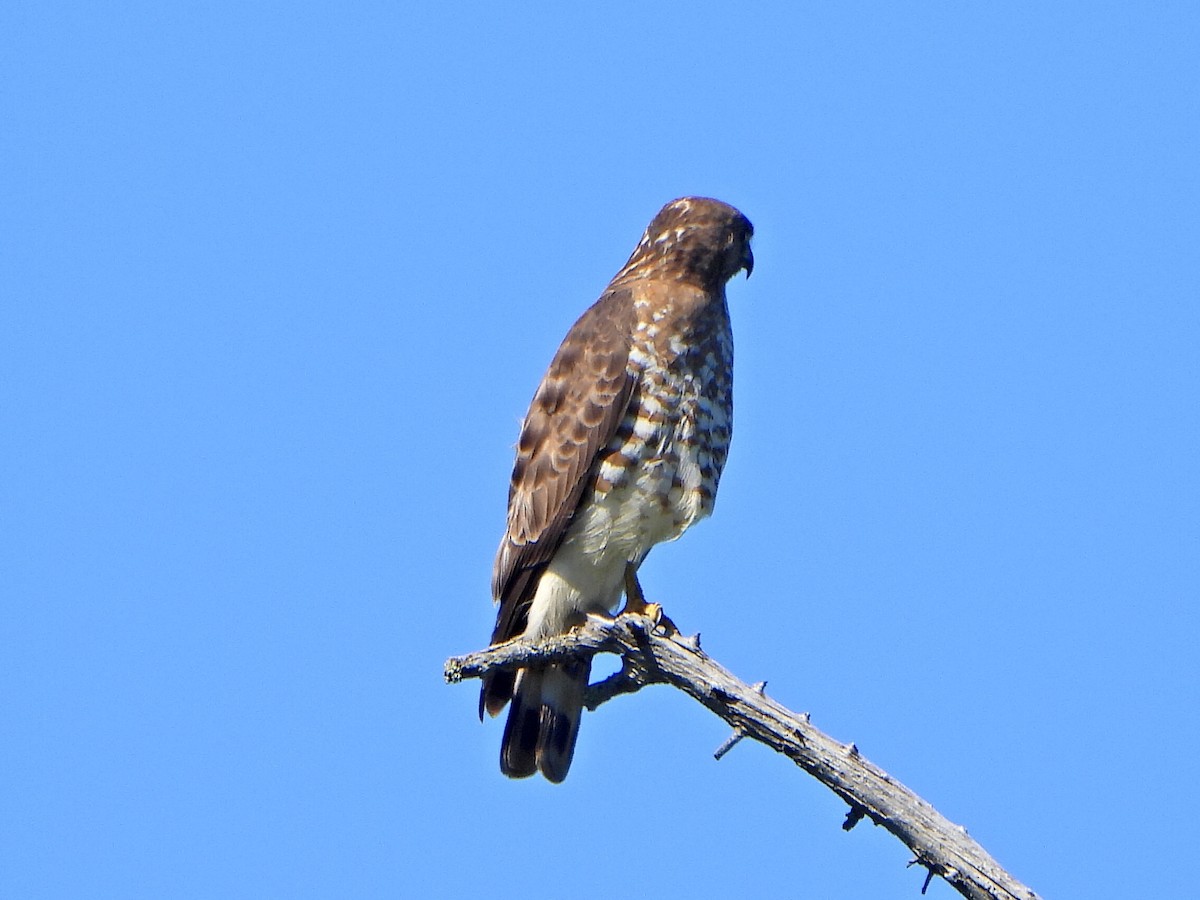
[480,197,754,782]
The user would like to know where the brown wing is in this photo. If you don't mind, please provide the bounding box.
[488,287,637,643]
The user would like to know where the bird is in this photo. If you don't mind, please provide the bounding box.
[479,197,754,782]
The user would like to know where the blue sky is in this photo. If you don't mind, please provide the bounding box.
[4,3,1198,898]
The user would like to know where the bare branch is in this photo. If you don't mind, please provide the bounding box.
[445,612,1041,900]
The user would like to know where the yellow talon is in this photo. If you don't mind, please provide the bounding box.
[621,564,678,634]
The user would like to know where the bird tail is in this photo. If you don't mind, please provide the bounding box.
[499,658,591,783]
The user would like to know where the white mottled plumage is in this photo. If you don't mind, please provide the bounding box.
[524,294,733,640]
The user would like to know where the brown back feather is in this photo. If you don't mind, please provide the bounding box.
[490,287,637,620]
[479,288,636,717]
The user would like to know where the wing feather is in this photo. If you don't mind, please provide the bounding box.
[488,287,636,642]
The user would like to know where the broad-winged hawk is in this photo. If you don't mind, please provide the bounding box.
[480,197,754,782]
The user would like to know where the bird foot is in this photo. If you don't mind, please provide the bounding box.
[621,564,679,634]
[622,600,680,636]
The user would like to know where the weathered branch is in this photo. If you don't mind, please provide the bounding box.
[445,612,1040,900]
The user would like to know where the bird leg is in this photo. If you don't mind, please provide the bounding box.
[622,563,651,613]
[621,563,679,634]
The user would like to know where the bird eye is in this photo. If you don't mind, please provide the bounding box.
[725,231,736,246]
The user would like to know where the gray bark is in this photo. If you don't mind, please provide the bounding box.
[445,611,1041,900]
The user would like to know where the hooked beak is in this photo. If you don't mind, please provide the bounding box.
[742,243,754,278]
